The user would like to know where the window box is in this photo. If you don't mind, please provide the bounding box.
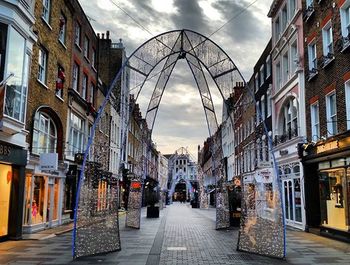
[321,53,335,68]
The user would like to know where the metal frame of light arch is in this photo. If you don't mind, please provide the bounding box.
[72,29,286,259]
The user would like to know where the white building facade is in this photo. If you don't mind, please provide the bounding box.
[268,0,306,230]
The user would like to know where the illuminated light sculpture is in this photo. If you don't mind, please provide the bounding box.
[126,176,142,229]
[73,29,285,259]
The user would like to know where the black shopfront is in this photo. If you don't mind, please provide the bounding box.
[303,136,350,242]
[0,141,27,241]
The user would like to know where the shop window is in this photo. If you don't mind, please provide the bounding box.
[319,169,347,230]
[294,178,302,222]
[31,176,45,225]
[0,164,12,236]
[32,111,57,154]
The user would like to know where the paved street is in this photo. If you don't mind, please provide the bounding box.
[0,203,349,264]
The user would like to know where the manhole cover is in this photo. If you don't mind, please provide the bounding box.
[167,247,187,251]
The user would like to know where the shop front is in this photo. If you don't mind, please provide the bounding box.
[0,141,27,241]
[303,135,350,241]
[279,162,304,229]
[23,154,65,233]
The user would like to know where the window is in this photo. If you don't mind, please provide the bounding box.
[259,65,264,86]
[340,1,350,38]
[281,97,298,138]
[84,35,89,59]
[261,95,266,120]
[306,0,313,8]
[89,83,95,104]
[310,102,320,141]
[289,0,297,19]
[267,90,272,117]
[58,14,66,45]
[38,47,47,84]
[32,111,57,154]
[275,61,281,89]
[69,112,86,156]
[282,51,289,84]
[308,42,317,71]
[92,48,96,69]
[322,23,333,56]
[266,55,271,77]
[42,0,51,23]
[281,5,288,32]
[74,22,81,47]
[326,92,337,136]
[82,74,87,99]
[55,66,65,98]
[4,27,29,122]
[255,73,259,91]
[72,62,79,91]
[274,17,281,41]
[345,80,350,129]
[290,40,298,74]
[256,101,261,124]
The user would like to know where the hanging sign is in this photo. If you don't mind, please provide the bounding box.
[40,153,58,171]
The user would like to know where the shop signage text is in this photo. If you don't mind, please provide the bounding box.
[0,143,11,156]
[40,153,58,171]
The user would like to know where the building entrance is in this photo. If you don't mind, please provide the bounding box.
[173,182,187,202]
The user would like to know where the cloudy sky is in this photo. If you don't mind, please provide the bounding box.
[80,0,273,158]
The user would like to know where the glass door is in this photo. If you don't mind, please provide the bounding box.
[0,164,12,237]
[283,180,294,222]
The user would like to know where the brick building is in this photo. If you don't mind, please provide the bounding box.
[64,0,98,220]
[23,0,74,233]
[301,0,350,241]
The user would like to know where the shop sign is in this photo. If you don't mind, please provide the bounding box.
[255,168,273,183]
[0,141,27,166]
[316,140,338,154]
[279,149,288,156]
[257,161,271,168]
[40,153,58,171]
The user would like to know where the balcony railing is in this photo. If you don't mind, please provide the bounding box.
[273,128,298,146]
[303,4,314,21]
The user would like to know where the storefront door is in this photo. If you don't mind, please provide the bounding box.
[0,164,12,237]
[282,177,303,226]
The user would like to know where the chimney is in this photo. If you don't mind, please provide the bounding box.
[97,33,100,39]
[106,30,110,39]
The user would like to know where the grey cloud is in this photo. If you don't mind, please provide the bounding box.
[171,0,210,33]
[211,0,268,44]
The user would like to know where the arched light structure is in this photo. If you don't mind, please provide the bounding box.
[73,29,285,260]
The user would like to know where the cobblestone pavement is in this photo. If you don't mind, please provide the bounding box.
[0,203,349,264]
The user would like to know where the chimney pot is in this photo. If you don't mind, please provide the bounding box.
[102,33,105,39]
[106,30,110,39]
[97,33,100,38]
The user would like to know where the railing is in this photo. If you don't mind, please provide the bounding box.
[273,128,298,146]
